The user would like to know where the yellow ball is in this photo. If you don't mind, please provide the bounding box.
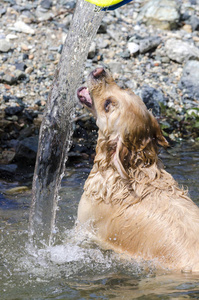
[85,0,123,7]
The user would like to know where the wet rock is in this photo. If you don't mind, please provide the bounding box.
[137,0,180,30]
[139,85,168,116]
[5,106,24,116]
[0,149,15,164]
[23,109,38,121]
[139,36,161,54]
[0,39,12,53]
[179,60,199,101]
[0,164,18,180]
[3,95,24,105]
[14,136,38,164]
[19,126,34,139]
[165,39,199,63]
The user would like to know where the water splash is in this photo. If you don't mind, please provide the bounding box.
[29,0,104,247]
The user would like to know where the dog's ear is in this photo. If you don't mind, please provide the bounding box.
[109,113,168,178]
[150,113,169,148]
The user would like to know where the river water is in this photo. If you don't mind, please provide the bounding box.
[0,142,199,299]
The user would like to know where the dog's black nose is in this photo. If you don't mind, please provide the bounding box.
[92,67,105,79]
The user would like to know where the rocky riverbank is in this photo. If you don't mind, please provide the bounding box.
[0,0,199,182]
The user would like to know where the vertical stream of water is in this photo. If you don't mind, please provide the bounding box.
[29,0,104,247]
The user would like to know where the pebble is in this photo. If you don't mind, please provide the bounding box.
[0,7,6,17]
[1,74,18,85]
[35,7,54,21]
[139,36,161,54]
[127,42,140,55]
[0,39,12,53]
[88,42,96,59]
[21,44,30,51]
[40,0,53,10]
[15,62,27,71]
[6,34,18,40]
[10,21,35,35]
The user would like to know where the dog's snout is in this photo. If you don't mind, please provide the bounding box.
[92,67,105,79]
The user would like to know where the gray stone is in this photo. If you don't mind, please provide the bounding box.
[109,62,124,75]
[15,136,38,164]
[10,21,35,34]
[98,39,110,49]
[0,39,12,53]
[190,15,199,31]
[15,62,27,71]
[119,50,131,59]
[40,0,52,10]
[107,29,120,41]
[2,74,18,85]
[140,85,168,116]
[165,39,199,63]
[14,70,27,81]
[0,7,6,17]
[35,8,54,21]
[179,60,199,100]
[62,0,76,9]
[124,79,137,90]
[139,36,161,54]
[161,56,170,63]
[137,0,180,30]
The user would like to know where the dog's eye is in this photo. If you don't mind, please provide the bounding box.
[104,99,112,112]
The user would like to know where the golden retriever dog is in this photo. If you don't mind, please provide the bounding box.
[77,67,199,272]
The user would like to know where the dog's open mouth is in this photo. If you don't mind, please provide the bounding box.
[77,87,92,108]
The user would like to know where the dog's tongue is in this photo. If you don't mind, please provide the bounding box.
[77,87,92,108]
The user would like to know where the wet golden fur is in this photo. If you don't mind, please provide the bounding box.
[77,69,199,272]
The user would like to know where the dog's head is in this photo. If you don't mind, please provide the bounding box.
[77,68,168,178]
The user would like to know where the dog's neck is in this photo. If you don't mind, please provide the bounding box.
[94,131,162,177]
[84,132,182,205]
